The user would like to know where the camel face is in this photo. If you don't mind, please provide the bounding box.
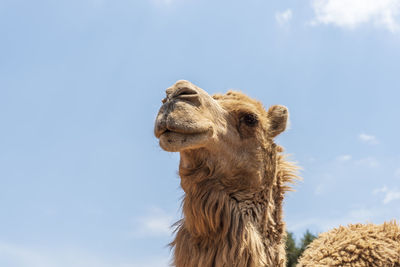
[155,80,288,156]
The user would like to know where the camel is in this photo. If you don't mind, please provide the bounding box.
[154,80,298,266]
[154,80,400,267]
[298,222,400,266]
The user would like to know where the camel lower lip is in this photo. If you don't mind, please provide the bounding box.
[159,129,208,137]
[158,129,212,152]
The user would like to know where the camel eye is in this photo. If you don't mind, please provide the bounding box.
[241,113,258,127]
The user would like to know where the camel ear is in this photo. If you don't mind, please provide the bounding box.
[267,105,288,138]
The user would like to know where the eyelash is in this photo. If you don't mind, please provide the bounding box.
[241,113,258,127]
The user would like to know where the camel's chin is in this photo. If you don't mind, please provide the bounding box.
[159,130,211,152]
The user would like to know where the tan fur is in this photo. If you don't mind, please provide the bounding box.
[155,81,298,267]
[298,222,400,267]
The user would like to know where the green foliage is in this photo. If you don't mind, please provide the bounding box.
[285,230,317,267]
[285,232,299,267]
[298,230,317,256]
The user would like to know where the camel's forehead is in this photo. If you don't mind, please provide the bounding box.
[212,91,267,115]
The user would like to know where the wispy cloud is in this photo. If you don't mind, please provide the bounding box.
[359,133,379,144]
[0,242,53,267]
[276,9,293,27]
[373,185,389,194]
[310,0,400,32]
[373,186,400,204]
[130,207,175,238]
[355,157,380,168]
[287,207,375,234]
[0,242,169,267]
[314,174,334,195]
[336,154,352,162]
[384,190,400,204]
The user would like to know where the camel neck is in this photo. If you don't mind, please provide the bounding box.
[170,148,296,266]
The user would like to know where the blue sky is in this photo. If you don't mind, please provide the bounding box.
[1,0,400,266]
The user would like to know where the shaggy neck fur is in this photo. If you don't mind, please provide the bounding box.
[170,143,297,267]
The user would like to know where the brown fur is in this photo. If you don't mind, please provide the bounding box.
[298,222,400,267]
[154,81,298,266]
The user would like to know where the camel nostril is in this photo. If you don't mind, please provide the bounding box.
[174,87,198,98]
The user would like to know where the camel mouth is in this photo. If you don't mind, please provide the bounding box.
[158,128,213,152]
[158,128,210,139]
[155,125,210,139]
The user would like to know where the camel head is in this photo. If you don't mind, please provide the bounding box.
[154,80,289,192]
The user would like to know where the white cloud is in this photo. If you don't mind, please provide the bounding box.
[311,0,400,32]
[131,207,174,238]
[373,185,389,194]
[336,154,352,161]
[373,186,400,204]
[276,9,293,27]
[383,190,400,204]
[355,157,380,168]
[0,242,169,267]
[348,208,374,220]
[141,215,172,235]
[287,207,375,234]
[359,133,379,144]
[0,242,53,267]
[314,174,334,195]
